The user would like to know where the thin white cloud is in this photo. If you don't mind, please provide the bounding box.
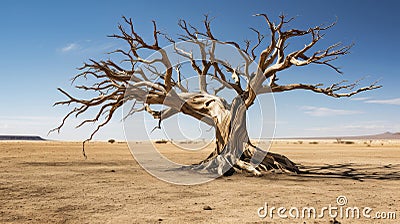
[59,41,117,54]
[61,43,78,52]
[0,116,59,127]
[301,106,363,117]
[365,98,400,105]
[351,97,371,101]
[0,115,58,120]
[306,124,386,132]
[82,42,117,53]
[0,116,60,136]
[303,120,400,136]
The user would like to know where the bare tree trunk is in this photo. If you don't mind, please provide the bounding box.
[194,96,299,176]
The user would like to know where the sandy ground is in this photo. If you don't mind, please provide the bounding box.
[1,141,400,223]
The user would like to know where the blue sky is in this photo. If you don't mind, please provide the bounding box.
[0,0,399,140]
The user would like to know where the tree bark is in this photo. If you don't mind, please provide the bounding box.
[193,95,299,176]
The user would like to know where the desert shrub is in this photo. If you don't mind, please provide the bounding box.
[155,139,168,144]
[343,141,355,144]
[108,139,116,144]
[309,141,319,144]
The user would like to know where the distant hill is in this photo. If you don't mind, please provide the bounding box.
[277,132,400,140]
[0,135,47,141]
[343,132,400,140]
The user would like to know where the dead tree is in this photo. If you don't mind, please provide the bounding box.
[51,14,381,176]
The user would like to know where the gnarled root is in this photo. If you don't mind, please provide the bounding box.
[190,96,300,176]
[193,145,299,177]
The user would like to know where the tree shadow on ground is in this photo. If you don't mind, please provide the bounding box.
[296,163,400,182]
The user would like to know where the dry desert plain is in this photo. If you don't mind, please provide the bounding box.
[1,140,400,223]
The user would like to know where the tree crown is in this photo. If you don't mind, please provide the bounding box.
[51,14,381,149]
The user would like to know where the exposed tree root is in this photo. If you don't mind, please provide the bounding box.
[255,151,300,174]
[191,147,299,177]
[187,96,300,177]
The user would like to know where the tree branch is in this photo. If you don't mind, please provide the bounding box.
[267,80,382,97]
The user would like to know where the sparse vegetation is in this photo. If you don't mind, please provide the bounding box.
[336,138,355,144]
[108,139,116,144]
[155,139,168,144]
[179,140,194,144]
